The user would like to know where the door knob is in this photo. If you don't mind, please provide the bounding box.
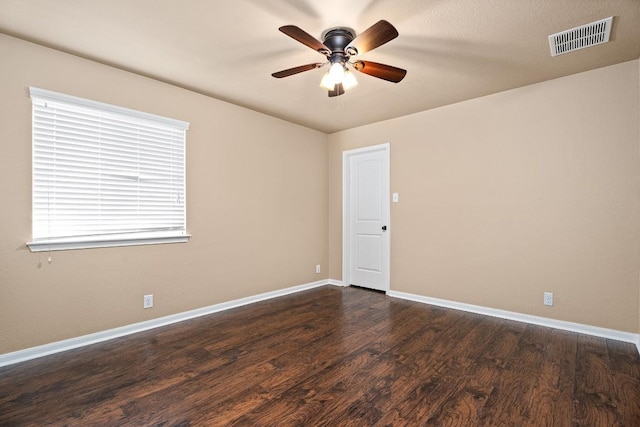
[382,225,387,231]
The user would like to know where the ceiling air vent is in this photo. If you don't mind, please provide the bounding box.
[548,17,613,57]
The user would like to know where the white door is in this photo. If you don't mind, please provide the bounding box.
[343,144,390,291]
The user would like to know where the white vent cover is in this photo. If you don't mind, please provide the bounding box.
[548,17,613,57]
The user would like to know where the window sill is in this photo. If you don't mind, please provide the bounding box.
[27,233,191,252]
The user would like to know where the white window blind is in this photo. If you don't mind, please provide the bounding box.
[28,87,190,252]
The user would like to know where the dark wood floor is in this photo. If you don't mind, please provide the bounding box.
[1,286,639,426]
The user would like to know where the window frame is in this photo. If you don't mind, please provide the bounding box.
[27,87,191,252]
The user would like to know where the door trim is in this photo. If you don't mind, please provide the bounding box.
[342,142,390,292]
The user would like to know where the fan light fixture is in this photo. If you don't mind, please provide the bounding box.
[319,72,335,90]
[329,62,345,83]
[272,21,406,97]
[319,63,358,91]
[342,70,358,90]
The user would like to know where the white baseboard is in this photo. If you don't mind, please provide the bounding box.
[327,279,346,286]
[388,290,640,355]
[2,281,637,367]
[0,279,335,368]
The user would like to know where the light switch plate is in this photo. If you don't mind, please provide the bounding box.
[543,292,553,306]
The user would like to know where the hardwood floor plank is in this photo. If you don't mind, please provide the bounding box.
[226,299,425,425]
[192,310,402,422]
[523,329,577,427]
[573,334,621,426]
[372,315,502,425]
[421,319,525,426]
[606,339,640,427]
[477,324,553,425]
[0,286,638,426]
[116,289,404,426]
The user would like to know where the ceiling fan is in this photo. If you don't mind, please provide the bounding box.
[272,20,407,97]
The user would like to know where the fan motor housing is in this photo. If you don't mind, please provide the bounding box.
[321,27,355,53]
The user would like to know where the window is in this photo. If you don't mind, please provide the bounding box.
[28,87,190,252]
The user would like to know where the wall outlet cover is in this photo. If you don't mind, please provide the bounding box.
[144,294,154,309]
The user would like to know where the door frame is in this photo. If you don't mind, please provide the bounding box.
[342,142,391,292]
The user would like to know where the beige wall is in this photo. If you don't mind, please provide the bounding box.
[0,34,328,354]
[329,60,640,333]
[1,33,638,357]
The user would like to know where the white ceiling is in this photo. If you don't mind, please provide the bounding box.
[1,0,639,133]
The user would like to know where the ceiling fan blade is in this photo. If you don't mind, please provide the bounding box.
[353,60,407,83]
[346,20,398,56]
[279,25,331,55]
[328,83,345,97]
[272,63,323,78]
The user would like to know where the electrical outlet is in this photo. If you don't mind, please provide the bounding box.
[315,264,321,274]
[143,294,154,309]
[543,292,554,307]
